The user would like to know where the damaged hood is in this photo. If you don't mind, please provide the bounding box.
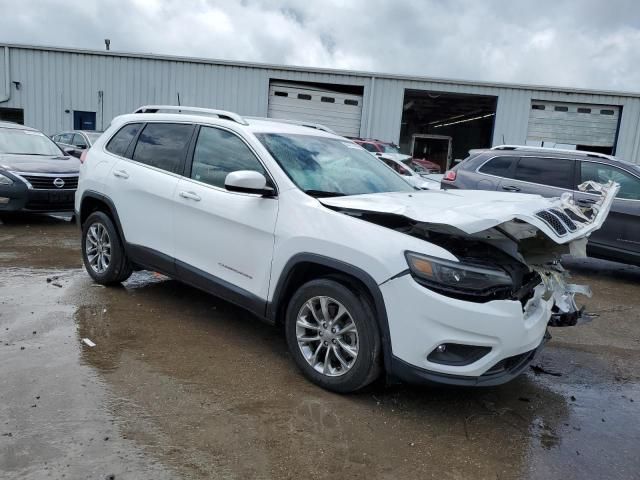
[319,182,618,244]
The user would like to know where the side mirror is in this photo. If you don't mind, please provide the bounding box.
[225,170,275,197]
[62,147,80,158]
[375,152,382,156]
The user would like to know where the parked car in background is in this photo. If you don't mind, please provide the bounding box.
[0,121,79,216]
[52,130,103,158]
[352,138,441,173]
[378,155,440,190]
[442,145,640,266]
[77,106,615,393]
[352,138,403,155]
[411,157,442,174]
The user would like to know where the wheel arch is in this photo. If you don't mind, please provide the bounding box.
[267,253,392,373]
[79,191,126,244]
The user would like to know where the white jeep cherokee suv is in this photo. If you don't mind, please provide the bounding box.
[76,105,616,392]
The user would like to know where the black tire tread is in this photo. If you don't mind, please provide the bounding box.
[81,211,132,285]
[285,278,382,393]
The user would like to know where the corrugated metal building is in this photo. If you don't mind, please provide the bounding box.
[2,43,640,167]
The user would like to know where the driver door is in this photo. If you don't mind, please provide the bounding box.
[173,126,279,306]
[575,161,640,258]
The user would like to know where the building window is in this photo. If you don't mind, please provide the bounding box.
[274,91,288,97]
[554,106,569,112]
[600,109,615,115]
[577,108,591,114]
[321,96,335,103]
[531,105,545,110]
[297,94,312,100]
[344,99,358,106]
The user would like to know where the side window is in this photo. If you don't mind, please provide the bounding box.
[72,134,87,148]
[132,123,194,173]
[580,162,640,200]
[514,157,574,189]
[190,126,267,189]
[382,158,409,175]
[59,133,73,144]
[478,156,517,178]
[106,123,143,157]
[361,143,378,153]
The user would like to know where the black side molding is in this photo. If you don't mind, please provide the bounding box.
[175,258,266,319]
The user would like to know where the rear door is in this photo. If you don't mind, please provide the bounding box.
[499,156,575,197]
[474,155,519,191]
[172,125,279,304]
[106,122,195,271]
[575,161,640,259]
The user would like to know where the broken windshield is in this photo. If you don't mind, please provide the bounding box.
[257,133,414,196]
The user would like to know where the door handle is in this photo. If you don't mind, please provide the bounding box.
[179,191,201,201]
[113,169,129,179]
[502,185,521,192]
[577,198,597,207]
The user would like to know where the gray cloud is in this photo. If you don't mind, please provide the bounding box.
[0,0,639,91]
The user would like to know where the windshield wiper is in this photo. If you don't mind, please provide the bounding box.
[303,189,346,198]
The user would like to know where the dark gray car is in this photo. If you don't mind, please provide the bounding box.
[0,122,80,215]
[442,145,640,266]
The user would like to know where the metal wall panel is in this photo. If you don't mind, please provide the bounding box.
[527,101,620,147]
[1,44,640,164]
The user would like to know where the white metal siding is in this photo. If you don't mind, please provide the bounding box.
[267,82,362,137]
[527,100,620,147]
[2,44,640,163]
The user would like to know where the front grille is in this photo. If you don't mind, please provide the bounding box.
[20,174,78,190]
[564,207,591,223]
[24,189,75,211]
[549,208,577,232]
[535,210,567,236]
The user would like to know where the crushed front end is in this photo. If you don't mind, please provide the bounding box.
[324,181,619,385]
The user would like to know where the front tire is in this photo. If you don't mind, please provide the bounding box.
[81,211,132,285]
[285,278,381,393]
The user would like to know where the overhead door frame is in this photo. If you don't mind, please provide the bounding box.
[267,81,363,137]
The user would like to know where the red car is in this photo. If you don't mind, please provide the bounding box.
[352,138,441,173]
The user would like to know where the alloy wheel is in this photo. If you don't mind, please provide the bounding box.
[296,296,359,377]
[85,222,111,274]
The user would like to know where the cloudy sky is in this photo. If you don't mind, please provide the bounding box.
[1,0,639,91]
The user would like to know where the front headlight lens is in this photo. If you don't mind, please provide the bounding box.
[0,173,13,185]
[405,251,513,298]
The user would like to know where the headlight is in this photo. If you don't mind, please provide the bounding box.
[405,251,513,299]
[0,173,13,185]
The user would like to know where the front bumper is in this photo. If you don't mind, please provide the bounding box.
[0,182,76,213]
[380,274,553,385]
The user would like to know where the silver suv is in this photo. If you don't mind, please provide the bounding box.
[442,145,640,266]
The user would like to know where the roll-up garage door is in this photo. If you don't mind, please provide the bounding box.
[527,101,620,151]
[267,82,363,137]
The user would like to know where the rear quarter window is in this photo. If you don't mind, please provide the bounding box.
[106,123,143,157]
[478,156,517,177]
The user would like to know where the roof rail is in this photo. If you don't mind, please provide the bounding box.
[133,105,248,125]
[491,144,615,161]
[245,116,336,134]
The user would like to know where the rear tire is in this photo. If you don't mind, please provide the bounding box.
[81,211,132,285]
[285,278,381,393]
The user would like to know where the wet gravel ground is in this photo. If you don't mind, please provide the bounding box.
[1,215,639,480]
